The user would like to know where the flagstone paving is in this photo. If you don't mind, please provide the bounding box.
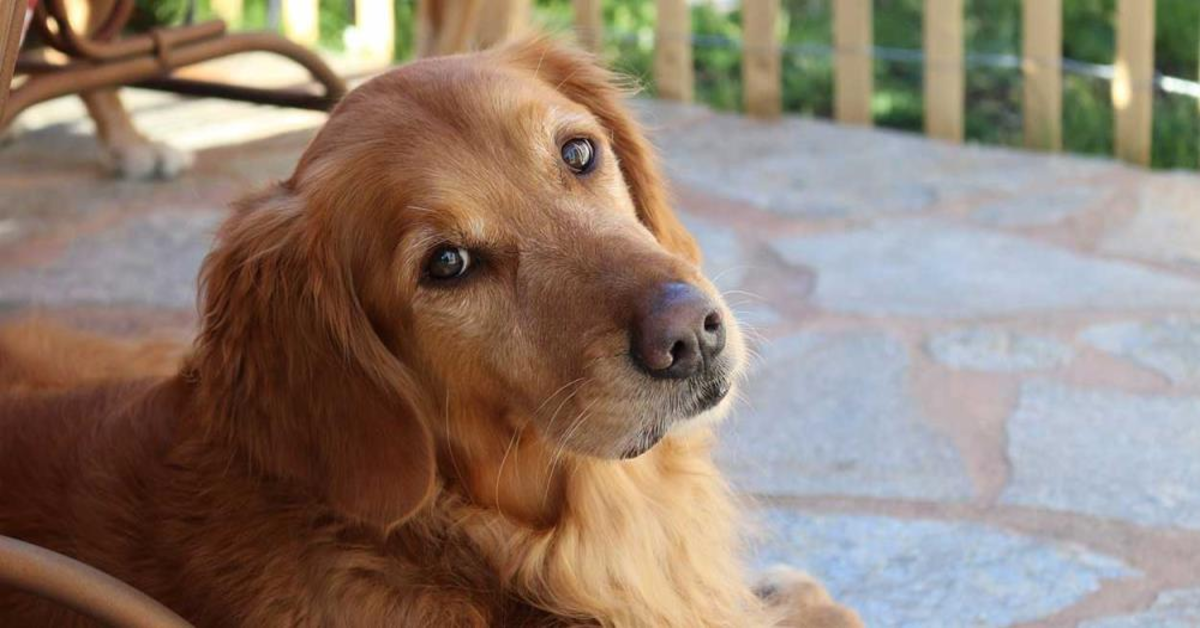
[4,79,1200,627]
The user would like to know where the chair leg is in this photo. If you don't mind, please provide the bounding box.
[0,0,28,119]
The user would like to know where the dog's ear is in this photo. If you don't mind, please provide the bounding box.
[192,185,435,532]
[499,37,701,264]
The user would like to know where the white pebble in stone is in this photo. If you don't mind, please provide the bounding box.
[1082,319,1200,385]
[1081,588,1200,628]
[927,327,1074,372]
[1002,381,1200,529]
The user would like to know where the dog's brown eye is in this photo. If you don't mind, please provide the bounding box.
[561,138,596,174]
[426,246,471,280]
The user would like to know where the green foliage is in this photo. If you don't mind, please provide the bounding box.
[127,0,192,32]
[392,1,416,60]
[128,0,1200,169]
[780,1,832,118]
[1062,73,1113,157]
[318,0,350,50]
[872,0,923,131]
[602,1,659,94]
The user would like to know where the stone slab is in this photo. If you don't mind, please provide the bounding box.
[653,115,941,220]
[718,331,973,501]
[648,109,1118,221]
[1002,381,1200,529]
[1101,173,1200,268]
[770,218,1200,318]
[969,186,1102,228]
[0,210,222,309]
[751,509,1134,628]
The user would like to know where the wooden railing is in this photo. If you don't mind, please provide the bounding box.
[210,0,1162,166]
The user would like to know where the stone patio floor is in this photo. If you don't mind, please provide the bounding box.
[4,67,1200,627]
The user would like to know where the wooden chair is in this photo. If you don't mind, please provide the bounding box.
[0,0,28,118]
[1,0,346,131]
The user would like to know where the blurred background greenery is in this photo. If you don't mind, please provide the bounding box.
[144,0,1200,169]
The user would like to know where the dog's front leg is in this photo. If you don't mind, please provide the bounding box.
[80,88,193,180]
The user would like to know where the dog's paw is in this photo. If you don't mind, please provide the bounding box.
[104,141,194,180]
[755,565,863,628]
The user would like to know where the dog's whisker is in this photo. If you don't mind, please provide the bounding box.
[493,422,526,522]
[722,288,766,302]
[737,328,766,347]
[541,394,601,509]
[540,377,590,441]
[443,386,470,499]
[533,376,587,419]
[709,264,758,286]
[553,398,601,463]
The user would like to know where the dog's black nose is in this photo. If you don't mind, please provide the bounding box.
[632,282,726,379]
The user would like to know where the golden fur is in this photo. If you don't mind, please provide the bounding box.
[0,39,860,627]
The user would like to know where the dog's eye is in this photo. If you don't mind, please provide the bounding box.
[561,138,596,174]
[426,246,472,280]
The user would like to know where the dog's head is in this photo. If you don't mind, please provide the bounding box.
[194,39,746,530]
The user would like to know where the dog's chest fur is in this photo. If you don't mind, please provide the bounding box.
[446,430,766,627]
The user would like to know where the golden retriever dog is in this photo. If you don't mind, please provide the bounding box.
[0,39,860,627]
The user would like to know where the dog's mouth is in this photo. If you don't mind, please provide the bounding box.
[618,376,733,459]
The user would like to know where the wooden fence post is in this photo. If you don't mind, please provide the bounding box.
[742,0,780,118]
[211,0,244,27]
[654,0,693,102]
[355,0,395,66]
[416,0,479,57]
[1022,0,1061,151]
[573,0,603,54]
[834,0,873,125]
[416,0,526,57]
[476,0,531,49]
[923,0,963,142]
[1113,0,1155,166]
[282,0,320,47]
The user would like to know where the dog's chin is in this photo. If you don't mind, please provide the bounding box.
[617,424,668,459]
[674,379,738,433]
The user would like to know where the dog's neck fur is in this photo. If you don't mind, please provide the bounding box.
[438,404,769,627]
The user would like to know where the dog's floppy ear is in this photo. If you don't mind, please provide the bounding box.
[192,185,435,532]
[499,37,701,264]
